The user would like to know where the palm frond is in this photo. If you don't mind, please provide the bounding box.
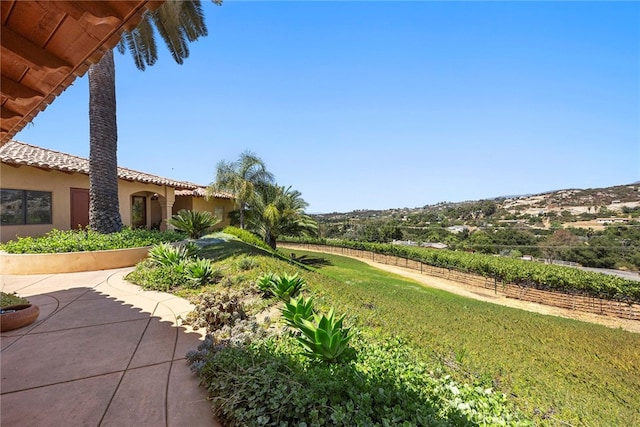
[118,0,207,67]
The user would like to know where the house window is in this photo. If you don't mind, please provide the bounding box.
[214,207,224,222]
[1,189,52,225]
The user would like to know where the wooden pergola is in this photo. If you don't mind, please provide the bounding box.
[1,0,164,145]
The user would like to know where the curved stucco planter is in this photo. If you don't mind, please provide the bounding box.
[0,246,152,275]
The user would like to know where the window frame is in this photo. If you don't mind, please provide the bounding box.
[0,188,52,225]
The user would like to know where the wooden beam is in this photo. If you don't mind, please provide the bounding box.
[0,27,72,71]
[1,76,44,101]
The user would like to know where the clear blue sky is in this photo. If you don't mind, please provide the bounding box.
[15,1,640,213]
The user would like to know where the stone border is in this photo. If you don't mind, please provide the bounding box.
[0,246,151,275]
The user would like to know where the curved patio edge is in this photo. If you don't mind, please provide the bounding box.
[0,246,151,275]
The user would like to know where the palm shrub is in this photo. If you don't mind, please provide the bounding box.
[169,209,219,239]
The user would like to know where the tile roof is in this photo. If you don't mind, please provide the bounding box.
[0,140,199,190]
[174,187,233,199]
[1,1,161,144]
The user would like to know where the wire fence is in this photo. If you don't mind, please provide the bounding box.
[283,243,640,321]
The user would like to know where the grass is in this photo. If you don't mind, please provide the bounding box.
[279,248,640,427]
[128,236,639,426]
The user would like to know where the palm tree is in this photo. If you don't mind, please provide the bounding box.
[88,0,213,233]
[208,151,274,229]
[247,184,317,249]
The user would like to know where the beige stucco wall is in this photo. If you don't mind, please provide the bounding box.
[1,164,176,242]
[0,246,151,274]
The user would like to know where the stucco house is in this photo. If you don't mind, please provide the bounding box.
[0,140,234,243]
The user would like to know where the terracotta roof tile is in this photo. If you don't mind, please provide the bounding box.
[174,187,233,199]
[0,140,199,190]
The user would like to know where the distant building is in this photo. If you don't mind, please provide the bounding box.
[446,225,467,234]
[421,242,448,249]
[392,239,418,246]
[596,218,628,224]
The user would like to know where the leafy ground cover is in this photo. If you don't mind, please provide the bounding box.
[127,234,640,426]
[0,228,185,253]
[280,248,640,427]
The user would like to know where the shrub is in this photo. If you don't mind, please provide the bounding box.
[187,334,531,426]
[169,209,219,239]
[223,226,273,251]
[0,228,185,254]
[125,260,186,291]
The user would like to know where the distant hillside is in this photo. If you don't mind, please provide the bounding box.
[316,183,639,219]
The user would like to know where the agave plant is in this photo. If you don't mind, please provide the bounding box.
[169,209,219,239]
[294,307,354,363]
[185,258,220,288]
[179,241,201,259]
[269,273,306,301]
[255,272,306,301]
[256,272,277,296]
[281,296,315,328]
[148,243,187,267]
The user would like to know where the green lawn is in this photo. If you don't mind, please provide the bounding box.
[280,248,640,427]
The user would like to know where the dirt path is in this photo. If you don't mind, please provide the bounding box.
[281,245,640,334]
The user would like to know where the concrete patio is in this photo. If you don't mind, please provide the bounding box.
[1,267,221,426]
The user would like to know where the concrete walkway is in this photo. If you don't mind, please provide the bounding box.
[1,268,221,426]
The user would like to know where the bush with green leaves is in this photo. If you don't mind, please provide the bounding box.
[187,334,531,426]
[125,260,186,291]
[169,209,219,239]
[0,227,185,254]
[128,242,217,291]
[257,272,306,301]
[223,226,273,251]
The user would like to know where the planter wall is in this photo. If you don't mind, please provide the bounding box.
[0,246,151,275]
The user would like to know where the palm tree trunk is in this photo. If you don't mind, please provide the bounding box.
[88,50,122,233]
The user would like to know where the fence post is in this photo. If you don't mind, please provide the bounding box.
[494,277,497,295]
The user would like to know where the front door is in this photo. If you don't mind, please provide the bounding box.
[131,196,147,228]
[70,188,89,229]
